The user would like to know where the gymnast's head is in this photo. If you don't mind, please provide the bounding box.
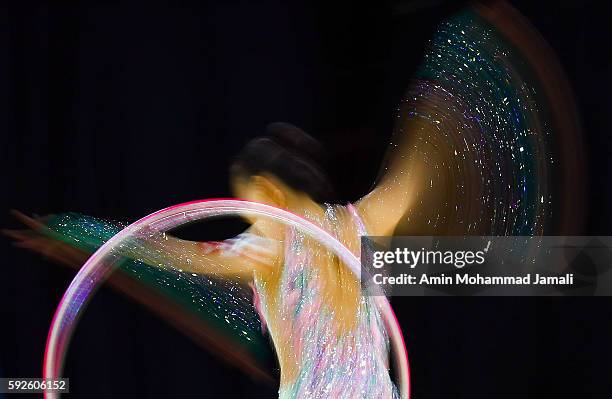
[230,122,333,211]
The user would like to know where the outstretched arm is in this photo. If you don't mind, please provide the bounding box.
[4,211,279,279]
[132,228,279,278]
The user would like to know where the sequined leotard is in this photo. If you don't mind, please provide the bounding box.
[251,203,399,399]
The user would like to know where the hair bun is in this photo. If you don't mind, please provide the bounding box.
[232,123,334,202]
[265,122,328,166]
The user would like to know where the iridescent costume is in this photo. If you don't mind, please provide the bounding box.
[251,204,399,399]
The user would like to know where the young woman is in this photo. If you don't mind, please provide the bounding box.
[176,122,406,398]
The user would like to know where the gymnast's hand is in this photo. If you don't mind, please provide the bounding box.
[2,210,90,268]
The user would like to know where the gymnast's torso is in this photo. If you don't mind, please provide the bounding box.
[248,203,399,399]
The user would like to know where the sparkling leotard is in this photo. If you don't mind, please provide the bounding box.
[252,203,399,399]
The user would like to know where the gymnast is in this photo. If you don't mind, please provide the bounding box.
[6,6,578,397]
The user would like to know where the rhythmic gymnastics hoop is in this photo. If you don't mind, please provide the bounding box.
[43,199,410,398]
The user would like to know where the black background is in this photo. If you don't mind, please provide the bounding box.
[1,0,611,398]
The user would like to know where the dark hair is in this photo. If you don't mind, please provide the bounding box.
[231,122,334,202]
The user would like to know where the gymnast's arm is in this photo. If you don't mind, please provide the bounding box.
[3,211,278,280]
[134,229,278,278]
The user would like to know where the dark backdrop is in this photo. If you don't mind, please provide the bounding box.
[1,1,611,398]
